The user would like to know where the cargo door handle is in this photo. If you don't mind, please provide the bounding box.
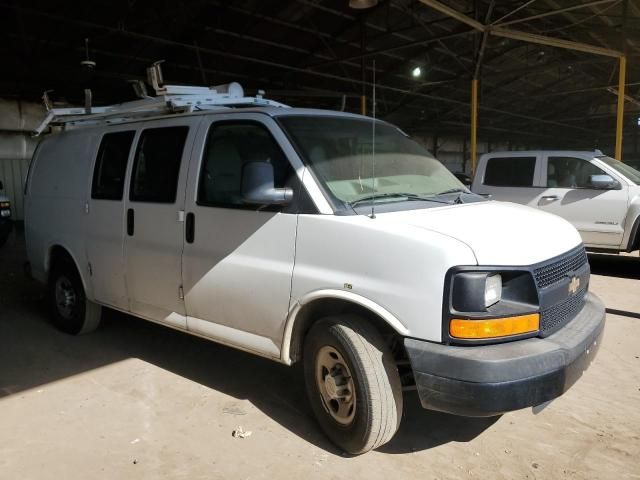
[185,212,195,243]
[127,208,134,236]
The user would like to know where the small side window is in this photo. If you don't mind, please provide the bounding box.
[130,127,188,203]
[547,157,606,188]
[91,131,135,200]
[484,156,536,187]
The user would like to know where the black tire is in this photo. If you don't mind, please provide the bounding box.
[48,257,101,335]
[303,315,403,454]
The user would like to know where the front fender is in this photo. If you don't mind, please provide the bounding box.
[280,289,409,365]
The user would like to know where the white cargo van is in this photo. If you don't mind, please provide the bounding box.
[25,79,605,454]
[472,150,640,253]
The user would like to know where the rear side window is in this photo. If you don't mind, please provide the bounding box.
[92,131,135,200]
[130,127,188,203]
[483,156,536,187]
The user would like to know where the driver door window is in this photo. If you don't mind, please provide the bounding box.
[546,157,605,189]
[198,122,294,209]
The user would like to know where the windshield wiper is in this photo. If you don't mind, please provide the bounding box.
[430,187,474,204]
[350,192,451,207]
[433,187,471,196]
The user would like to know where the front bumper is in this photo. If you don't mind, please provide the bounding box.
[405,292,605,417]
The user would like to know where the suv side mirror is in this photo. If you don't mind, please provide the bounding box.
[589,174,620,190]
[241,162,293,205]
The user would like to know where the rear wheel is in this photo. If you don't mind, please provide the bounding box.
[303,315,403,455]
[49,257,101,335]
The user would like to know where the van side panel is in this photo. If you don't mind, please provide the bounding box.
[25,130,100,290]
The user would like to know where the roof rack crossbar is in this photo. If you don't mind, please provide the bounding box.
[33,65,289,136]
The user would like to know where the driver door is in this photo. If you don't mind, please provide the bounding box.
[535,155,628,248]
[181,115,301,358]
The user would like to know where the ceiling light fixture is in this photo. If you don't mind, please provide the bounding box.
[349,0,379,9]
[412,66,422,78]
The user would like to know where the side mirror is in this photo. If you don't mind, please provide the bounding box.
[589,174,620,190]
[241,162,293,205]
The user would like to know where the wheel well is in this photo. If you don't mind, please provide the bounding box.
[627,215,640,252]
[288,298,404,365]
[47,245,76,283]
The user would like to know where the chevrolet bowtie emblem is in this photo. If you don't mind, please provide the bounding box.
[568,276,580,295]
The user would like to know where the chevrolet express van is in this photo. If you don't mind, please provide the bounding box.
[25,102,605,454]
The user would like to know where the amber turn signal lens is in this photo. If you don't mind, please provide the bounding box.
[450,313,540,339]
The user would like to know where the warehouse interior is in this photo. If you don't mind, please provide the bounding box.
[2,0,640,218]
[1,1,639,478]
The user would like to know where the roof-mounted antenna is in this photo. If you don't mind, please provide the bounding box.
[80,38,96,69]
[370,59,377,219]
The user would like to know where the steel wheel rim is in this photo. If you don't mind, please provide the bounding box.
[315,345,356,426]
[55,276,76,320]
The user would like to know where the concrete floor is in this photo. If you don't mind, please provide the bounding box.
[1,230,639,480]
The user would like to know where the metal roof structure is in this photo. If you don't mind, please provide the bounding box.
[1,1,639,154]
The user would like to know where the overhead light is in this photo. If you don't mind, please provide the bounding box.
[412,66,422,78]
[349,0,378,9]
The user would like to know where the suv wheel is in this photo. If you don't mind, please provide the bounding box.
[303,315,403,454]
[49,257,101,335]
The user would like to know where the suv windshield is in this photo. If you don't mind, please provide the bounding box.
[598,156,640,185]
[279,116,463,206]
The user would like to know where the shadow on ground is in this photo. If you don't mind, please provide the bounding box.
[0,230,495,455]
[588,252,639,280]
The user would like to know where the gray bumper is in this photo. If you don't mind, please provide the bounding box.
[405,292,606,417]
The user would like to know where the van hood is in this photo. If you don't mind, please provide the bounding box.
[377,201,582,266]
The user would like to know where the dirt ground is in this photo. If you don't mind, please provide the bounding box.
[1,229,639,480]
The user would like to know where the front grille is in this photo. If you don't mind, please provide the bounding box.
[533,247,588,288]
[540,287,587,336]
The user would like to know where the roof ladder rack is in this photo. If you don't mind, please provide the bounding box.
[33,61,289,136]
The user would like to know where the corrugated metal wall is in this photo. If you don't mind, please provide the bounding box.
[0,99,44,220]
[412,133,528,174]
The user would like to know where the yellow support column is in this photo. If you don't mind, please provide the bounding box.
[615,56,626,161]
[360,95,367,116]
[470,79,479,174]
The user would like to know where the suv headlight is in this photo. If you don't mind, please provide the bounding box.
[445,269,539,344]
[0,201,10,218]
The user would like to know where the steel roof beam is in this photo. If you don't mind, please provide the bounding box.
[416,0,623,57]
[493,0,621,28]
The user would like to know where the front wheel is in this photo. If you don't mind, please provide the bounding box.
[303,315,403,455]
[49,257,101,335]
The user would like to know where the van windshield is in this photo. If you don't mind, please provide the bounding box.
[279,116,463,207]
[598,156,640,185]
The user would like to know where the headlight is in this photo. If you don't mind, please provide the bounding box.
[484,274,502,307]
[446,269,539,343]
[1,201,11,218]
